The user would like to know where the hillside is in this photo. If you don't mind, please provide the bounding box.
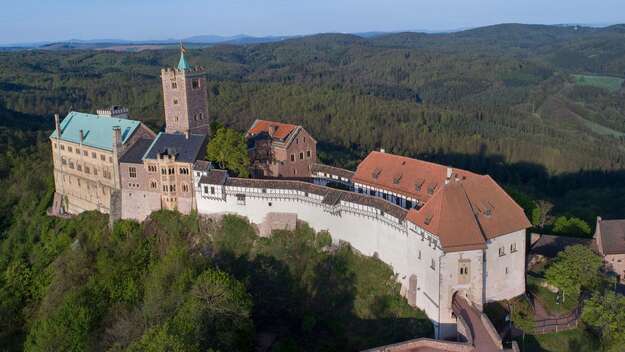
[1,23,625,221]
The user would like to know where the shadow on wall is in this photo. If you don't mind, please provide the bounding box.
[212,249,434,351]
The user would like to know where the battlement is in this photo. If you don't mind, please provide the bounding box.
[97,105,129,118]
[161,66,207,77]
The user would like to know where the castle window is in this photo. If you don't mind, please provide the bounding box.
[236,194,246,205]
[210,187,215,195]
[151,181,157,189]
[171,82,177,89]
[182,184,189,192]
[69,161,75,169]
[192,79,200,89]
[161,168,166,175]
[499,247,506,257]
[61,158,67,165]
[109,156,112,163]
[60,144,65,150]
[203,186,209,194]
[68,146,73,152]
[103,170,111,179]
[148,165,157,172]
[173,99,179,105]
[299,152,304,160]
[418,250,421,260]
[199,112,204,120]
[83,150,88,156]
[168,168,175,175]
[505,267,509,275]
[290,154,295,162]
[510,243,517,253]
[307,150,311,158]
[100,154,105,161]
[163,185,167,192]
[94,168,98,176]
[431,259,436,270]
[129,167,137,178]
[92,152,96,159]
[75,148,80,155]
[85,166,90,174]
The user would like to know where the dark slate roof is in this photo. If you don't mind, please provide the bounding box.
[599,219,625,255]
[311,163,355,180]
[120,138,154,164]
[221,177,407,221]
[199,170,228,185]
[143,132,207,163]
[193,160,212,172]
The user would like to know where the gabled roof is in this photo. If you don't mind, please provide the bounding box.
[598,219,625,255]
[353,151,477,203]
[143,132,207,163]
[407,181,486,252]
[50,111,141,151]
[247,119,299,141]
[406,175,531,252]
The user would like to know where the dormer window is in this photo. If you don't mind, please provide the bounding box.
[427,183,438,195]
[393,174,402,184]
[372,168,382,179]
[415,178,425,192]
[424,215,433,225]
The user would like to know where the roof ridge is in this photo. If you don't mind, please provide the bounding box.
[460,182,489,243]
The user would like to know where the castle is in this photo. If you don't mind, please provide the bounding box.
[49,47,531,342]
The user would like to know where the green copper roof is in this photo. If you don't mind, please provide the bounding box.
[177,52,191,71]
[49,111,141,151]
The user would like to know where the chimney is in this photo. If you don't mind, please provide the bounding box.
[112,126,122,157]
[111,126,122,189]
[54,113,61,140]
[79,129,85,143]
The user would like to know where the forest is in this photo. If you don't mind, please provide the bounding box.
[1,23,625,351]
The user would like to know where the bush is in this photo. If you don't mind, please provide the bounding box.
[552,216,592,237]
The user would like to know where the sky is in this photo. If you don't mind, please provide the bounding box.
[1,0,625,44]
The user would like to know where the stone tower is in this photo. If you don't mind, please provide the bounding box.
[161,44,210,135]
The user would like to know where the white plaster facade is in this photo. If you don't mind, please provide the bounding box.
[193,173,527,339]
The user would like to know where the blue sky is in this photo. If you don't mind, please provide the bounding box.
[1,0,624,44]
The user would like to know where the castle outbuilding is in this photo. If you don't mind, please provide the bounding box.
[246,119,317,178]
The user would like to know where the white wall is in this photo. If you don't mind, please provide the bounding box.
[484,230,526,302]
[195,184,444,326]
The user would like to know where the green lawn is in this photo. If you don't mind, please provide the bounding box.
[573,74,624,92]
[527,275,577,315]
[518,328,600,352]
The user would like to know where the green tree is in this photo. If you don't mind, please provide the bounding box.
[582,291,625,351]
[552,216,592,237]
[545,245,602,302]
[206,127,250,177]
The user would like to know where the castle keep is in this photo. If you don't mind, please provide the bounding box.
[49,47,531,343]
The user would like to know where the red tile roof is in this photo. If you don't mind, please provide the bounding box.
[353,151,477,203]
[406,175,531,252]
[247,119,299,141]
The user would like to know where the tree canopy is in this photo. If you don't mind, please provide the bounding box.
[545,245,603,301]
[206,127,250,177]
